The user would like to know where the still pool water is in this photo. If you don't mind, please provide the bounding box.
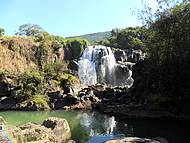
[0,110,189,143]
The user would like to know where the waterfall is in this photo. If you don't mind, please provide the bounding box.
[78,45,133,87]
[105,116,117,134]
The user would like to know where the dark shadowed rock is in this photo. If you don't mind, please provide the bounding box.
[113,49,127,62]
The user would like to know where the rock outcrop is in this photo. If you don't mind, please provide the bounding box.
[42,117,71,142]
[19,122,57,143]
[113,49,127,62]
[0,116,72,143]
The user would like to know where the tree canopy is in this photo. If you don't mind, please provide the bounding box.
[99,27,147,50]
[15,24,45,36]
[132,0,190,111]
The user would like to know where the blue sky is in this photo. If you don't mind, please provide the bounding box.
[0,0,157,37]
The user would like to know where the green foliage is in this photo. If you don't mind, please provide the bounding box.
[51,35,65,50]
[99,27,147,50]
[44,61,68,79]
[35,32,51,42]
[20,94,50,110]
[68,31,111,44]
[0,28,5,36]
[133,1,190,110]
[60,73,80,85]
[65,38,90,60]
[15,24,45,37]
[13,71,44,100]
[35,33,52,69]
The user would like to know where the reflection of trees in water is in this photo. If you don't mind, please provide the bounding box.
[80,112,117,136]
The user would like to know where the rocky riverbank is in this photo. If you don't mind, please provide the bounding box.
[0,116,168,143]
[1,80,190,120]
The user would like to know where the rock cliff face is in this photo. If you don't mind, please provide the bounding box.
[0,36,65,74]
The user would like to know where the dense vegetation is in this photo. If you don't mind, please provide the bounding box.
[68,31,111,44]
[0,25,89,109]
[99,27,146,50]
[0,0,190,115]
[131,0,190,113]
[93,0,190,114]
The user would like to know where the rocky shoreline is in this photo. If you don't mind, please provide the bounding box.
[0,116,168,143]
[1,83,190,121]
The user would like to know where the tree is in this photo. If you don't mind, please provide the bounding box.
[0,28,5,36]
[15,24,45,36]
[99,27,147,50]
[132,0,190,110]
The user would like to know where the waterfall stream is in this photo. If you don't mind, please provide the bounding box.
[78,45,134,87]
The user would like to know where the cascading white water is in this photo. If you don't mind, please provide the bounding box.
[78,45,133,87]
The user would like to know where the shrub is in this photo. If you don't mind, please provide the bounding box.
[20,94,50,110]
[13,71,44,100]
[60,73,80,85]
[44,61,68,80]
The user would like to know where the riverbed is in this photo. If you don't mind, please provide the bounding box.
[0,110,189,143]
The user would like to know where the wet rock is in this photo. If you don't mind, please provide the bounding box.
[153,137,169,143]
[126,49,145,63]
[105,137,167,143]
[0,97,18,110]
[113,49,127,62]
[42,117,71,142]
[53,94,78,109]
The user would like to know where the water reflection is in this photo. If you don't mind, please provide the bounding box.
[0,111,189,143]
[80,112,117,136]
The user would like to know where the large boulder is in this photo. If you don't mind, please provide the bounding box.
[19,122,57,143]
[42,117,71,142]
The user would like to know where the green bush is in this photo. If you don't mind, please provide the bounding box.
[60,73,80,85]
[20,94,50,110]
[13,71,44,100]
[44,61,68,80]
